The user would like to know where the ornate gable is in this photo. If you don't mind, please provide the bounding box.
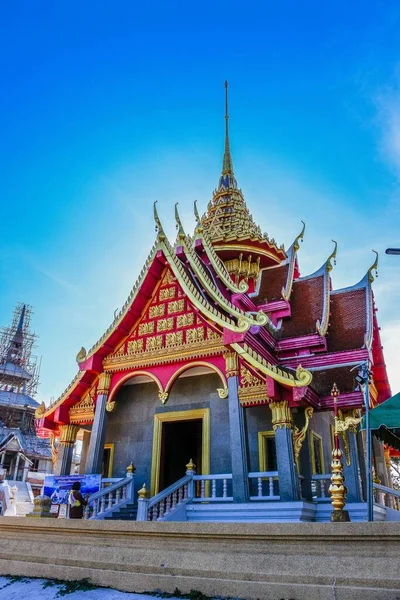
[103,267,223,371]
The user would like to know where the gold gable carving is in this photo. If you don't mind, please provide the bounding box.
[69,388,95,423]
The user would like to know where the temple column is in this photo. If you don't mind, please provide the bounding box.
[13,452,21,480]
[1,452,5,466]
[79,430,91,475]
[226,353,249,503]
[340,429,363,503]
[270,401,300,501]
[55,425,79,475]
[85,373,111,475]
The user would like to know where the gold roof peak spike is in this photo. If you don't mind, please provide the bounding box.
[194,200,203,234]
[293,221,306,251]
[327,240,338,272]
[174,203,186,242]
[154,201,166,242]
[368,250,379,283]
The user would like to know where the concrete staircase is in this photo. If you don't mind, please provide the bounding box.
[7,480,34,517]
[104,503,137,521]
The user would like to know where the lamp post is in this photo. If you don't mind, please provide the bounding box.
[354,362,373,522]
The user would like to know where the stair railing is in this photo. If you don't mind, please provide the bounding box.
[84,468,134,520]
[373,482,400,510]
[311,474,332,502]
[137,474,193,521]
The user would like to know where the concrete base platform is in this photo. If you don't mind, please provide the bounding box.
[186,500,316,521]
[0,518,399,600]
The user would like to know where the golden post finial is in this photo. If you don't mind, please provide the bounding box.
[138,483,148,499]
[329,383,350,521]
[368,250,379,283]
[174,203,186,241]
[153,201,166,242]
[186,458,196,472]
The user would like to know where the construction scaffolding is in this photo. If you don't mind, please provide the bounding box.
[0,303,40,397]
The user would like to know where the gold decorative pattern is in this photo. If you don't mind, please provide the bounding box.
[225,352,239,378]
[224,255,261,283]
[241,365,262,387]
[158,391,169,404]
[104,337,225,371]
[217,388,228,399]
[127,339,144,354]
[293,407,314,462]
[59,424,79,445]
[177,313,194,328]
[168,299,185,314]
[329,447,347,512]
[162,270,175,285]
[270,401,293,430]
[160,287,176,301]
[157,317,174,332]
[139,321,154,336]
[49,432,58,466]
[165,331,183,347]
[146,335,163,351]
[149,304,165,318]
[186,327,204,344]
[69,389,95,423]
[98,372,111,396]
[231,343,313,388]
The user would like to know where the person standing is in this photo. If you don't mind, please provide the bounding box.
[68,481,88,519]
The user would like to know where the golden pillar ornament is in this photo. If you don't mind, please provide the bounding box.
[329,383,350,522]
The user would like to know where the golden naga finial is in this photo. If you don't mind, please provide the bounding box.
[174,203,186,242]
[153,201,166,242]
[193,199,203,233]
[76,346,87,363]
[293,220,306,251]
[368,250,379,283]
[34,401,46,419]
[326,240,338,272]
[186,458,196,472]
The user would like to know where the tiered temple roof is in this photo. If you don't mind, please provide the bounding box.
[35,84,391,435]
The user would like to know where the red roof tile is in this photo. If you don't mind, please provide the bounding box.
[252,264,289,304]
[279,275,324,338]
[310,366,357,396]
[327,288,366,352]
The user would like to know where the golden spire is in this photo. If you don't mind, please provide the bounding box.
[222,80,234,176]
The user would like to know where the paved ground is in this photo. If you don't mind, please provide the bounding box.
[0,577,191,600]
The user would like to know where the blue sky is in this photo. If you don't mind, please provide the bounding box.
[1,2,400,402]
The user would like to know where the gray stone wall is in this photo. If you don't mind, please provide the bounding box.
[105,373,231,489]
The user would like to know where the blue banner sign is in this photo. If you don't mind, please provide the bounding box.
[43,474,101,505]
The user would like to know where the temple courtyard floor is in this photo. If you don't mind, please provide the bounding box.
[0,518,399,600]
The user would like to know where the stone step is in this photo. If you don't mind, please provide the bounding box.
[186,501,316,522]
[105,505,137,521]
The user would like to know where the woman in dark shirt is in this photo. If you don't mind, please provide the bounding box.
[68,482,88,519]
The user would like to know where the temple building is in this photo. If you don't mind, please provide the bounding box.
[35,84,393,521]
[0,304,52,480]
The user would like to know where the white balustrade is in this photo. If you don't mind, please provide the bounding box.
[311,474,331,502]
[192,474,233,502]
[248,471,279,501]
[373,483,400,510]
[84,474,134,520]
[137,474,193,521]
